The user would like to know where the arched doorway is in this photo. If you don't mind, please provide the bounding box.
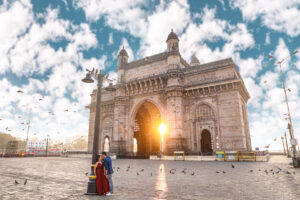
[103,136,110,152]
[201,130,212,154]
[133,101,161,157]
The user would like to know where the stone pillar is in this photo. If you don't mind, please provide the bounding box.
[165,69,186,154]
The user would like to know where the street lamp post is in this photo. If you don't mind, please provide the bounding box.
[284,132,290,158]
[281,136,286,155]
[269,50,299,167]
[25,120,31,152]
[82,69,105,195]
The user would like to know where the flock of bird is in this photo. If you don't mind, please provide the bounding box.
[81,163,296,178]
[0,89,80,135]
[13,163,297,187]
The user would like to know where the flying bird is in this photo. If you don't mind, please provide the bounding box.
[39,99,43,101]
[17,90,24,93]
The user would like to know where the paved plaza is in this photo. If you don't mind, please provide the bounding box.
[0,156,299,200]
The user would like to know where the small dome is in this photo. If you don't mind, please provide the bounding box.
[166,29,179,42]
[118,46,128,57]
[190,54,200,66]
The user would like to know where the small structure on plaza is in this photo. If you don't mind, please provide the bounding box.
[87,30,252,157]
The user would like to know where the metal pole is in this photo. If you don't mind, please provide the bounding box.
[281,136,286,155]
[279,62,297,158]
[46,138,48,157]
[86,72,103,195]
[25,120,30,152]
[284,132,290,158]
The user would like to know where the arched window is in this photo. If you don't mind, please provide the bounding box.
[133,138,137,153]
[104,137,110,152]
[195,104,214,120]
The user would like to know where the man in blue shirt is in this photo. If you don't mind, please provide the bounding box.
[102,152,114,195]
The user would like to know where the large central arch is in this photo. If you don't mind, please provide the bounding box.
[132,101,162,157]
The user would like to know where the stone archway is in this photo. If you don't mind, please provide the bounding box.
[103,136,110,152]
[132,101,162,157]
[201,129,212,154]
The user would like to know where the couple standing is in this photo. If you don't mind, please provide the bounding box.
[94,152,113,196]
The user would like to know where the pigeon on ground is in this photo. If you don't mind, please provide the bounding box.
[231,164,235,168]
[222,171,226,174]
[15,180,19,184]
[249,170,253,172]
[85,172,88,176]
[141,169,144,172]
[216,171,220,173]
[126,168,129,172]
[150,172,152,176]
[286,171,291,175]
[137,172,139,176]
[293,171,296,175]
[24,179,27,185]
[191,172,195,176]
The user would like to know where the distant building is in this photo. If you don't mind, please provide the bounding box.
[87,30,252,156]
[26,139,51,151]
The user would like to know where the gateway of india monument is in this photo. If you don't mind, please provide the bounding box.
[87,30,252,157]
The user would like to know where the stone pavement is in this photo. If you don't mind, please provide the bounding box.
[0,156,299,200]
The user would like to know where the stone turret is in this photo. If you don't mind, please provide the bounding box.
[166,29,179,52]
[190,54,200,66]
[118,46,129,69]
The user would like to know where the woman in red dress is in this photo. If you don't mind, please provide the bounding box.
[94,155,110,195]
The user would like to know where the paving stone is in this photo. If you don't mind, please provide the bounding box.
[0,156,299,200]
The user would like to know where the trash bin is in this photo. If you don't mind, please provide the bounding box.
[174,151,185,161]
[224,151,238,161]
[215,151,225,161]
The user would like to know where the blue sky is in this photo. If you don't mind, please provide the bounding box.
[1,0,300,150]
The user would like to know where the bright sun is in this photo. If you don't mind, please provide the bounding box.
[158,123,167,136]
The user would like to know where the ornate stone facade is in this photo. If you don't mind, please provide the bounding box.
[87,30,252,156]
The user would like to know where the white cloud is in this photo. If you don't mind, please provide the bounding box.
[139,0,191,57]
[74,0,147,37]
[265,32,270,45]
[0,0,33,73]
[108,32,113,45]
[274,38,290,71]
[120,38,134,62]
[235,55,263,78]
[243,77,263,108]
[231,0,300,37]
